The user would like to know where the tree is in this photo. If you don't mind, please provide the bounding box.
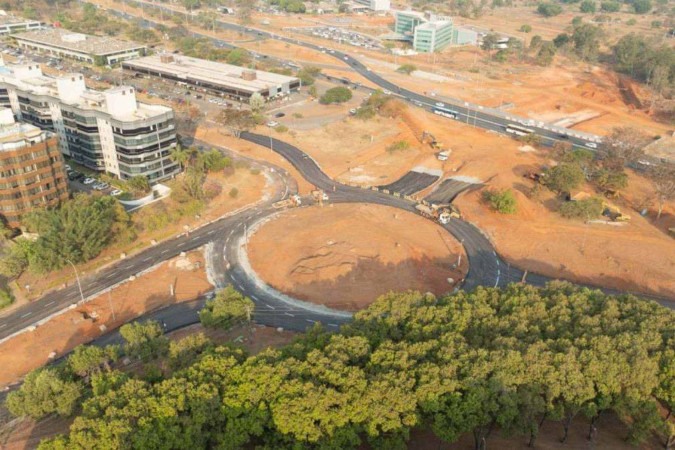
[128,175,151,194]
[632,0,651,13]
[598,127,650,169]
[536,41,557,66]
[319,87,353,104]
[119,321,169,361]
[580,0,597,12]
[529,35,543,50]
[297,66,321,86]
[396,64,417,75]
[537,2,563,16]
[559,197,604,219]
[553,33,571,48]
[170,145,190,172]
[572,23,603,61]
[649,166,675,219]
[481,33,500,52]
[248,92,265,113]
[0,238,33,278]
[544,163,585,194]
[600,0,621,11]
[6,368,82,420]
[217,109,257,138]
[68,345,118,378]
[168,332,213,370]
[199,149,232,172]
[592,168,628,194]
[482,188,518,213]
[520,24,533,32]
[226,48,249,66]
[23,195,132,273]
[199,286,254,329]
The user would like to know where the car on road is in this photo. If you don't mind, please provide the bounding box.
[343,56,348,60]
[274,112,285,118]
[435,102,445,107]
[383,90,392,95]
[110,189,124,196]
[83,177,96,185]
[413,100,423,107]
[585,142,598,149]
[267,121,279,127]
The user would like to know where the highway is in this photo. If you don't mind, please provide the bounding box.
[102,0,603,150]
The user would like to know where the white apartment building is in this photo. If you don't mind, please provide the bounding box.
[0,59,179,183]
[353,0,390,11]
[0,11,44,35]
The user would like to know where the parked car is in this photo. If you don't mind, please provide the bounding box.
[274,112,285,118]
[83,177,96,185]
[110,189,124,196]
[67,171,81,181]
[267,121,279,127]
[93,183,108,191]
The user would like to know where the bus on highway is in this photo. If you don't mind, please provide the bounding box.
[505,124,535,136]
[432,106,459,119]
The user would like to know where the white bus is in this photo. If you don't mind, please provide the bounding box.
[505,124,535,136]
[432,106,459,119]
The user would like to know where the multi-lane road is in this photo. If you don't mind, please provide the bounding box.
[101,0,603,149]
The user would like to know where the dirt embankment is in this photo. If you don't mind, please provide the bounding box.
[248,203,467,311]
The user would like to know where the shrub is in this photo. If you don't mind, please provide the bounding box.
[632,0,651,13]
[537,1,563,16]
[396,64,417,75]
[386,140,411,153]
[275,125,289,133]
[580,0,597,12]
[229,187,239,198]
[0,288,13,309]
[482,188,518,214]
[319,87,352,104]
[520,24,533,32]
[559,197,604,219]
[600,0,620,11]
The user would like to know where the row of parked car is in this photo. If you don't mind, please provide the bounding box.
[65,164,123,196]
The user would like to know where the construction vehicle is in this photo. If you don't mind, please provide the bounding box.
[421,131,443,150]
[415,203,460,224]
[273,194,302,209]
[602,204,631,222]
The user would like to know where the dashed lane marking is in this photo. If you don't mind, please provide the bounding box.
[284,312,295,317]
[264,303,275,310]
[305,319,316,324]
[20,312,32,318]
[45,301,55,307]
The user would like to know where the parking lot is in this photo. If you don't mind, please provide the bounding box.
[293,26,382,51]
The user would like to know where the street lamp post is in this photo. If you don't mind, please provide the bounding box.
[67,260,85,304]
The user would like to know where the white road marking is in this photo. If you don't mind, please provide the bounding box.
[142,256,153,262]
[161,249,170,254]
[305,319,316,324]
[20,312,32,318]
[264,303,275,310]
[284,312,294,317]
[206,229,216,235]
[45,301,55,307]
[0,323,7,328]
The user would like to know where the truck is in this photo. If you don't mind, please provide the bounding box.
[415,203,460,224]
[273,194,302,209]
[437,150,450,161]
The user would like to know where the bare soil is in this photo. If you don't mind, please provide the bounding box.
[248,203,466,310]
[0,251,213,389]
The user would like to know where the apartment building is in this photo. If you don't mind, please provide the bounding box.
[0,11,44,35]
[0,108,67,228]
[0,59,179,183]
[352,0,390,11]
[12,28,146,65]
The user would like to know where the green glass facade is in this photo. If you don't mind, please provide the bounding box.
[394,12,425,35]
[413,21,453,53]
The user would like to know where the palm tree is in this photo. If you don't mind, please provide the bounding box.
[170,145,190,172]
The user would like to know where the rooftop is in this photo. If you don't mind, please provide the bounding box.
[0,60,171,122]
[0,109,50,152]
[644,134,675,163]
[11,28,145,56]
[123,54,300,94]
[416,20,452,31]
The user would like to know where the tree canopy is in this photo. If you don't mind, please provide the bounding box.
[319,87,353,104]
[28,283,675,450]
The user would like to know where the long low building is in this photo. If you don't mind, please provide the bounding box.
[0,11,44,35]
[12,28,146,65]
[0,58,179,183]
[122,54,301,100]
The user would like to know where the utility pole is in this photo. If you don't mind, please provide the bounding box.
[67,260,85,304]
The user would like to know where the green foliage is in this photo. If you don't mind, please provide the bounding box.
[199,286,254,329]
[396,64,418,75]
[0,238,33,278]
[37,284,675,449]
[6,368,82,420]
[544,163,586,194]
[572,23,603,61]
[632,0,651,13]
[229,187,239,198]
[275,125,289,133]
[297,66,321,86]
[355,105,377,120]
[68,345,119,378]
[626,18,637,25]
[226,48,249,66]
[272,0,306,12]
[481,33,500,51]
[553,33,571,47]
[319,87,353,104]
[482,188,518,214]
[559,197,604,219]
[217,109,257,138]
[580,0,597,12]
[536,41,557,65]
[23,195,133,273]
[520,24,533,32]
[199,149,232,172]
[537,1,563,16]
[601,0,621,11]
[385,140,411,153]
[529,35,543,49]
[308,85,318,97]
[168,333,213,370]
[612,34,675,93]
[119,321,169,362]
[248,92,265,112]
[593,168,628,193]
[128,175,150,194]
[0,287,14,309]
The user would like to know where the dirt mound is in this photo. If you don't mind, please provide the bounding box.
[248,203,467,310]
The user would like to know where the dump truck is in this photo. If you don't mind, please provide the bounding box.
[415,203,460,224]
[273,194,302,209]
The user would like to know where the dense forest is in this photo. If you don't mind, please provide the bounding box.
[7,283,673,449]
